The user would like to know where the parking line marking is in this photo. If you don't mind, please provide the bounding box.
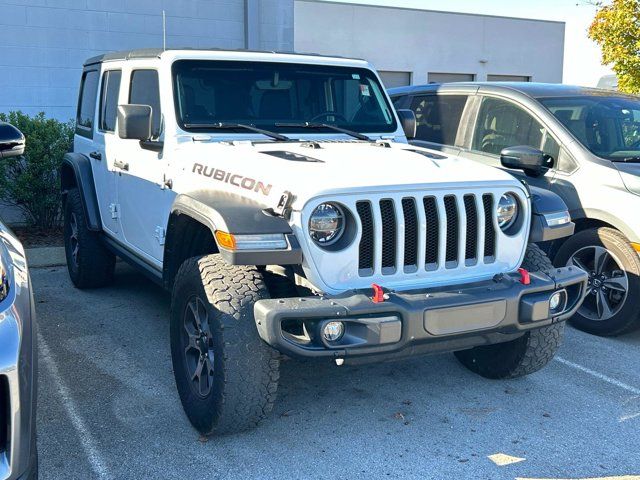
[555,356,640,396]
[38,332,111,480]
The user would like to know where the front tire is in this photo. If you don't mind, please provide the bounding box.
[554,227,640,336]
[170,255,280,435]
[63,188,115,289]
[454,244,564,379]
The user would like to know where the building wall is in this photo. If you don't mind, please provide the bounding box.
[0,0,294,122]
[294,0,565,86]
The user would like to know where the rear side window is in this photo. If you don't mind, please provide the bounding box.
[76,70,99,137]
[410,95,468,145]
[129,70,162,138]
[99,70,122,132]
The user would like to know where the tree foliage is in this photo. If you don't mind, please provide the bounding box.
[589,0,640,93]
[0,111,74,228]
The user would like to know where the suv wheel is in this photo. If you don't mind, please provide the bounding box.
[170,255,280,435]
[63,188,115,288]
[454,244,564,379]
[554,227,640,336]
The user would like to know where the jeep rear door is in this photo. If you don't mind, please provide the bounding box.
[115,67,174,265]
[74,66,120,237]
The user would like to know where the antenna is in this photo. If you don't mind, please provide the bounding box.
[162,10,166,51]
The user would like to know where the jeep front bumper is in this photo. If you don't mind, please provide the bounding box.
[254,266,588,362]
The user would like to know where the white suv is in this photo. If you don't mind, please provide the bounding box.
[61,49,587,435]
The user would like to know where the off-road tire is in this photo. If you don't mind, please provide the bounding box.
[554,227,640,336]
[454,244,564,379]
[170,255,280,435]
[63,188,115,289]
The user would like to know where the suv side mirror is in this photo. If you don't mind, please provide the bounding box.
[500,145,554,178]
[117,104,152,141]
[0,122,25,159]
[396,109,416,140]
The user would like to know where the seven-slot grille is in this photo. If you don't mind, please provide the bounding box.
[355,193,498,276]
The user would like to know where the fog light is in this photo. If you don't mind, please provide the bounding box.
[549,290,566,313]
[323,321,345,342]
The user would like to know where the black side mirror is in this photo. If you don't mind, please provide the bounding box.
[117,104,152,141]
[500,145,554,178]
[0,122,25,159]
[396,109,416,140]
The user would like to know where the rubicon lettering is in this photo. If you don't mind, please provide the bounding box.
[192,163,272,196]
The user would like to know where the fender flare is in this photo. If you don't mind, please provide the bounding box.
[60,153,102,231]
[167,191,302,267]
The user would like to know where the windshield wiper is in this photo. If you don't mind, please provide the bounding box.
[276,122,372,141]
[183,122,291,141]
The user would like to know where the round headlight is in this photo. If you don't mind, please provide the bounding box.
[309,203,345,246]
[497,193,519,230]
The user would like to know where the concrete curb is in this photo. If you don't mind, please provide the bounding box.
[26,246,66,268]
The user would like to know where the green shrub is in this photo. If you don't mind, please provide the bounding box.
[0,111,74,228]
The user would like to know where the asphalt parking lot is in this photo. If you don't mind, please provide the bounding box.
[33,263,640,480]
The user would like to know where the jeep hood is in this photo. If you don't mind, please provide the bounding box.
[177,140,523,210]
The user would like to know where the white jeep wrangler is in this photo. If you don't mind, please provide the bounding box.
[61,48,588,435]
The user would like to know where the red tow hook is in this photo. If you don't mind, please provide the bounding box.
[518,268,531,285]
[371,283,385,303]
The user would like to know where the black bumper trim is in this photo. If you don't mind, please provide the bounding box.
[254,266,588,359]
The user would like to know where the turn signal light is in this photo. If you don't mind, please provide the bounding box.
[215,231,236,250]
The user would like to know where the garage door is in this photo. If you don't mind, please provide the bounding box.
[378,71,412,88]
[428,72,475,84]
[487,74,531,82]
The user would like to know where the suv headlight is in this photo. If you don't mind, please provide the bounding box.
[0,256,9,303]
[309,203,345,246]
[497,193,519,230]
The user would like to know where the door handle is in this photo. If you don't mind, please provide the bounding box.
[89,151,102,161]
[114,159,129,171]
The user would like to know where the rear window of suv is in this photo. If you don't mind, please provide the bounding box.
[410,94,467,145]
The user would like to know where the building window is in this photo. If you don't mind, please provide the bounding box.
[378,71,412,88]
[487,74,531,82]
[428,73,475,84]
[76,70,99,137]
[99,70,122,133]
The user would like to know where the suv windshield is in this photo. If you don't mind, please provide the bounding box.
[541,95,640,161]
[172,60,396,135]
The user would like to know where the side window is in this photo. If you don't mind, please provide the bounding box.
[99,70,122,132]
[76,70,99,137]
[129,70,162,139]
[555,147,579,174]
[410,94,468,145]
[472,97,544,155]
[392,95,406,109]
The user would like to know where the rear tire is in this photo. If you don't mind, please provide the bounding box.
[170,255,280,435]
[454,244,564,379]
[63,188,115,289]
[554,227,640,336]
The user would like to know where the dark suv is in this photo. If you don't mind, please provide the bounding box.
[390,82,640,336]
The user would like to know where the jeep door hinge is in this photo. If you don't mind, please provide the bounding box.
[109,203,120,220]
[155,226,166,246]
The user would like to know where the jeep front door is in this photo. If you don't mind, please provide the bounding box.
[116,68,174,264]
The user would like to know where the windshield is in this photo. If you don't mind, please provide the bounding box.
[172,60,396,135]
[540,95,640,160]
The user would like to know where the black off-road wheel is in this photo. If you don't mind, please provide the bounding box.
[454,244,565,379]
[170,255,280,435]
[554,227,640,336]
[63,188,115,289]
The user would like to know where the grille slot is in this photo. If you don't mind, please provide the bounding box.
[444,195,459,265]
[464,195,478,262]
[482,194,496,258]
[356,201,374,273]
[423,197,439,268]
[379,199,397,273]
[402,198,418,268]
